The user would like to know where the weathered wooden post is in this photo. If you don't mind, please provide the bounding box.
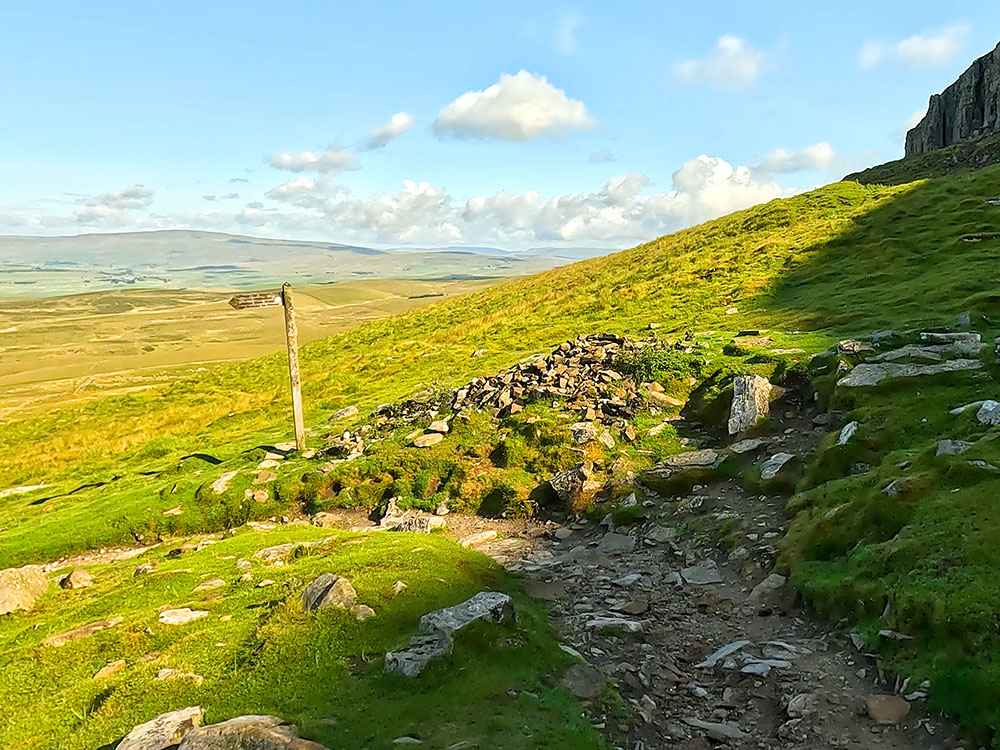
[228,284,306,451]
[281,283,306,451]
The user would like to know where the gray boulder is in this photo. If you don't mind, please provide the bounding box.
[301,573,358,611]
[838,359,982,387]
[118,706,204,750]
[386,591,514,677]
[978,400,1000,426]
[0,564,48,615]
[760,452,796,481]
[936,439,973,456]
[728,375,771,434]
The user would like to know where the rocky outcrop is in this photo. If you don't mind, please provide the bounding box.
[118,709,327,750]
[906,42,1000,156]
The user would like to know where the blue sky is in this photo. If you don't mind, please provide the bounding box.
[1,1,998,248]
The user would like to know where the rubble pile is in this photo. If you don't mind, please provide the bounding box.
[452,334,651,421]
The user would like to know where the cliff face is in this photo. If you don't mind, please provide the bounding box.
[905,42,1000,157]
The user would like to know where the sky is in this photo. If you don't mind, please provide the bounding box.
[1,1,999,250]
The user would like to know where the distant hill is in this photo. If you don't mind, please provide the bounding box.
[0,229,573,298]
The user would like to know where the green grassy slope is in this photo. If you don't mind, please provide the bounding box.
[0,527,601,749]
[7,170,1000,493]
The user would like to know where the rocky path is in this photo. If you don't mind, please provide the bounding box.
[481,412,967,749]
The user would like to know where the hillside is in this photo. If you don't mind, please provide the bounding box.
[3,167,1000,747]
[846,130,1000,186]
[0,229,563,298]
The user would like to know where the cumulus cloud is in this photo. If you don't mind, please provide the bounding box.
[433,70,595,141]
[463,156,790,243]
[203,193,240,202]
[74,185,154,224]
[266,178,461,244]
[675,36,766,92]
[895,108,928,142]
[266,145,359,173]
[588,147,617,164]
[556,11,583,55]
[859,24,968,70]
[362,112,415,151]
[754,142,836,175]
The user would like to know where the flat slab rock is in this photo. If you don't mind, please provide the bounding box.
[119,708,328,750]
[385,591,514,677]
[837,358,982,387]
[0,564,48,615]
[118,706,205,750]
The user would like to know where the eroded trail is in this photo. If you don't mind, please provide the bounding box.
[481,405,966,750]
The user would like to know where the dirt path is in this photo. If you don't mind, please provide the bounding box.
[478,402,968,749]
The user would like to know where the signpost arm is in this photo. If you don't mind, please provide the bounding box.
[281,283,306,451]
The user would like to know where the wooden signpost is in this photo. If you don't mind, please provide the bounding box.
[229,283,306,451]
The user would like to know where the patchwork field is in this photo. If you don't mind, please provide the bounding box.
[0,278,494,419]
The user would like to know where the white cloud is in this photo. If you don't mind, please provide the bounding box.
[588,147,617,164]
[433,70,595,141]
[859,24,968,70]
[74,185,154,224]
[754,142,836,175]
[463,157,790,243]
[266,145,359,173]
[362,112,415,150]
[675,36,766,92]
[266,178,462,244]
[556,11,582,55]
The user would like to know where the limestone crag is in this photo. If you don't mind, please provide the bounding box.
[906,42,1000,156]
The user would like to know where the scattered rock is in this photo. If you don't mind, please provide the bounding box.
[837,421,859,445]
[683,717,750,742]
[193,577,225,593]
[730,438,765,454]
[253,470,277,485]
[385,591,514,677]
[866,694,911,725]
[936,439,973,456]
[950,400,986,416]
[118,706,205,750]
[428,419,450,434]
[837,359,982,387]
[459,530,498,548]
[94,659,126,679]
[413,432,444,448]
[681,560,723,585]
[0,564,48,615]
[210,471,238,494]
[786,693,820,719]
[570,421,597,444]
[585,616,644,634]
[561,663,608,699]
[134,563,155,577]
[159,608,209,626]
[597,532,634,553]
[977,400,1000,426]
[728,374,771,435]
[760,452,796,481]
[352,604,376,621]
[43,616,122,646]
[59,567,93,590]
[746,573,786,606]
[156,668,205,685]
[301,573,358,611]
[548,462,600,507]
[333,405,358,420]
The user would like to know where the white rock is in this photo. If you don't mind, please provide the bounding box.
[728,375,771,435]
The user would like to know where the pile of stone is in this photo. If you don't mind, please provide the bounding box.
[452,334,650,421]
